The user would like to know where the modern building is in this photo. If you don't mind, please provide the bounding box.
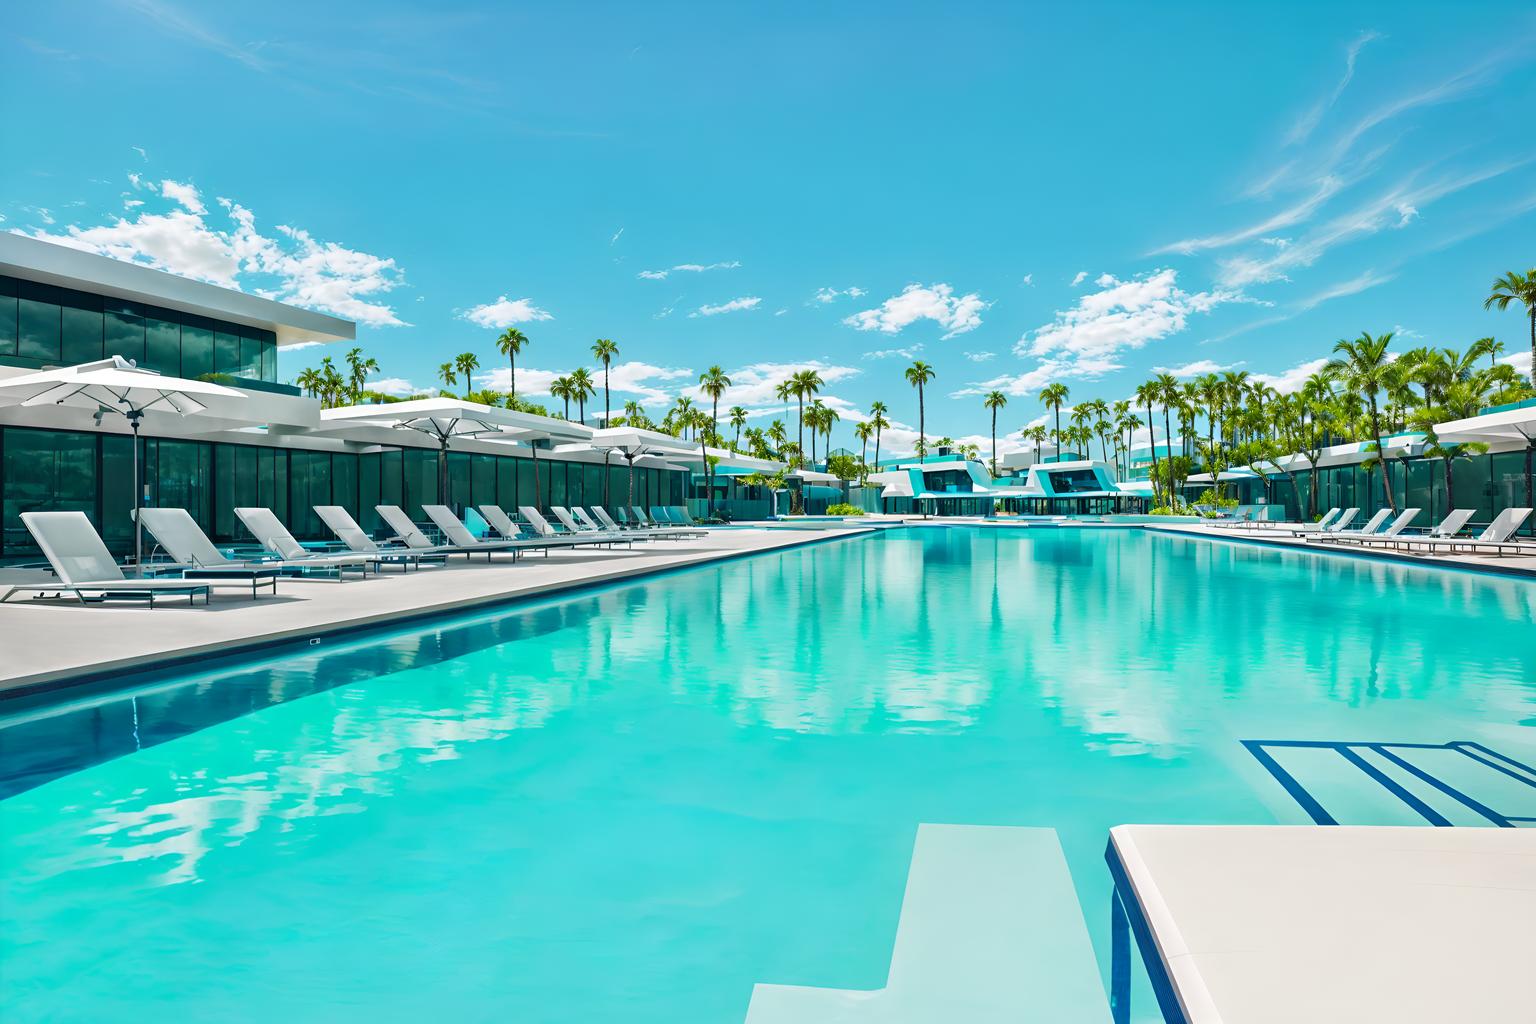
[0,235,692,563]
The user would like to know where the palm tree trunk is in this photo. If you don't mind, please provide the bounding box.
[918,386,926,463]
[874,427,882,472]
[797,396,805,468]
[510,354,516,402]
[861,437,868,479]
[1370,397,1396,512]
[603,364,611,427]
[1444,457,1454,515]
[990,408,997,475]
[1145,400,1162,506]
[1162,403,1175,505]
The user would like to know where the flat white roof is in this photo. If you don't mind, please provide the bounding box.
[1109,825,1536,1023]
[0,233,354,347]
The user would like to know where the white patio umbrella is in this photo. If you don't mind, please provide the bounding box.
[0,356,246,575]
[1434,404,1536,511]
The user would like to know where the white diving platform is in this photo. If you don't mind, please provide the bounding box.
[1106,825,1536,1023]
[746,824,1112,1022]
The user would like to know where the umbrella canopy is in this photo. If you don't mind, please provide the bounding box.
[0,355,247,418]
[0,356,246,574]
[1433,405,1536,445]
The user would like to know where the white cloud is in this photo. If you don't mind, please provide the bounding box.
[774,308,788,316]
[1020,274,1034,287]
[610,227,624,245]
[1155,176,1343,255]
[1252,357,1331,394]
[461,296,554,329]
[689,296,760,317]
[956,269,1239,398]
[1296,268,1395,310]
[964,351,995,362]
[863,343,924,360]
[1285,30,1381,146]
[160,179,206,215]
[1152,359,1243,377]
[844,282,989,339]
[637,260,740,280]
[368,376,418,397]
[813,286,866,303]
[1500,351,1532,377]
[699,360,863,414]
[20,178,409,326]
[1070,271,1088,287]
[132,146,148,161]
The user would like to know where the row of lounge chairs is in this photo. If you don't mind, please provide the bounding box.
[1225,505,1534,556]
[2,504,711,607]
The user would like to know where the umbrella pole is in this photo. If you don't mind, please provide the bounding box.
[130,413,144,578]
[439,440,449,513]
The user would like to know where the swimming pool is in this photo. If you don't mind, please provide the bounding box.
[2,527,1533,1021]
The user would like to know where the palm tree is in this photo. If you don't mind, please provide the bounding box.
[496,328,529,402]
[591,338,619,426]
[1327,331,1397,511]
[699,365,732,447]
[728,406,749,450]
[869,400,889,470]
[437,361,457,394]
[983,390,1008,474]
[853,420,873,479]
[1039,382,1070,462]
[1485,269,1536,378]
[1156,373,1182,504]
[1022,424,1049,463]
[1134,380,1162,505]
[343,347,377,404]
[1469,336,1504,372]
[622,399,645,427]
[296,366,322,400]
[454,352,480,395]
[569,367,596,424]
[788,370,823,468]
[818,403,840,464]
[550,376,573,419]
[904,361,936,462]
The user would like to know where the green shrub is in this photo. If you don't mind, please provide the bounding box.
[826,503,866,517]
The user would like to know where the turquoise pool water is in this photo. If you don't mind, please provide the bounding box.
[2,527,1534,1021]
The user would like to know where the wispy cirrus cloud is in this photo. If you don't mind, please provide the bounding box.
[637,260,740,281]
[1296,268,1395,310]
[844,282,989,339]
[1285,30,1381,146]
[689,296,760,317]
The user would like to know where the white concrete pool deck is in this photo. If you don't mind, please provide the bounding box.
[0,525,873,693]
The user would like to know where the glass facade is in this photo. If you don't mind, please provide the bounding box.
[0,426,690,561]
[0,274,278,381]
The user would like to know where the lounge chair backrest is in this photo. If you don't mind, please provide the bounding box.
[550,507,586,533]
[314,506,380,552]
[518,506,557,537]
[478,505,525,540]
[21,511,124,584]
[1316,508,1341,529]
[1380,508,1421,537]
[137,507,234,567]
[572,508,604,531]
[590,507,622,531]
[650,506,672,523]
[1326,509,1359,532]
[376,505,434,549]
[672,506,697,526]
[423,505,479,547]
[1355,509,1393,535]
[630,506,650,525]
[235,507,307,560]
[1479,507,1533,543]
[1432,509,1475,538]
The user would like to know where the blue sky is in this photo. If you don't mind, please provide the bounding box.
[4,1,1533,455]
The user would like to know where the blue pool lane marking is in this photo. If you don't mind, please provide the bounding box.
[744,824,1113,1023]
[1242,739,1536,827]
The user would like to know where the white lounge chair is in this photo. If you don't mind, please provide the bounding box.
[135,508,286,596]
[374,505,510,562]
[476,505,589,555]
[1402,507,1534,557]
[1343,508,1473,553]
[314,505,448,571]
[1228,508,1340,532]
[421,505,528,560]
[1324,508,1393,539]
[590,505,699,539]
[2,511,212,606]
[1313,507,1420,546]
[234,507,377,579]
[550,506,632,546]
[520,507,630,548]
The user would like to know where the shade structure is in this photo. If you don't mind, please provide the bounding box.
[320,398,594,507]
[0,356,247,574]
[1434,404,1536,510]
